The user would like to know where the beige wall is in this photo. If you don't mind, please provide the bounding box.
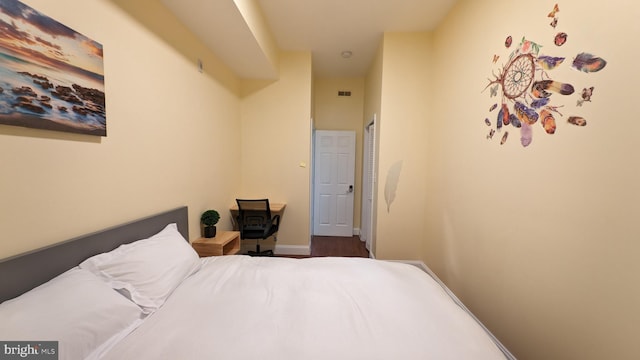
[374,32,432,260]
[426,0,640,359]
[239,52,313,251]
[233,0,279,78]
[313,77,365,231]
[0,1,314,258]
[0,0,242,258]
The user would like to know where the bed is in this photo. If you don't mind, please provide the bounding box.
[0,207,515,360]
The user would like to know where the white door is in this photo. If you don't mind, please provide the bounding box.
[313,130,356,237]
[361,118,376,252]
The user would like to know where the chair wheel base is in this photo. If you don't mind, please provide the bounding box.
[247,249,274,257]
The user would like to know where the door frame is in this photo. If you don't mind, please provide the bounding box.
[361,115,376,254]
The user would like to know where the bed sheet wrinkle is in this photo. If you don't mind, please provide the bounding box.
[101,256,508,360]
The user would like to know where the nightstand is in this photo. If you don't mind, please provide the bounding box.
[192,231,241,257]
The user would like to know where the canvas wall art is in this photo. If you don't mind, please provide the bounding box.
[0,0,105,136]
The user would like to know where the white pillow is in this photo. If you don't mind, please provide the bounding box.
[0,268,144,360]
[79,223,201,313]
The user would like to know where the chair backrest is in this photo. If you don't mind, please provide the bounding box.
[236,199,272,230]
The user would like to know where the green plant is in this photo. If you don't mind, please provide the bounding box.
[200,210,220,227]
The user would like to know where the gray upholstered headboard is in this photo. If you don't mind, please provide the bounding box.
[0,206,189,303]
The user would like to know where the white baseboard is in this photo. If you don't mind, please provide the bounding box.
[274,244,311,256]
[352,228,360,236]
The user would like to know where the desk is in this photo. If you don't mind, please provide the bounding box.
[229,203,286,230]
[229,203,286,254]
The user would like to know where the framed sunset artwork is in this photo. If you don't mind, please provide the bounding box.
[0,0,105,136]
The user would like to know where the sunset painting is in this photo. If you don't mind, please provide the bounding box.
[0,0,105,136]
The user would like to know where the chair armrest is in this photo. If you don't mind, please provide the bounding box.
[236,215,245,237]
[263,214,280,236]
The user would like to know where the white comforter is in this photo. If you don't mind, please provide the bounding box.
[101,256,506,360]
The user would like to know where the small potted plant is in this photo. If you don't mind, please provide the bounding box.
[200,209,220,238]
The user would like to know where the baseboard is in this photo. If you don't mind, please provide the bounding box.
[352,228,360,236]
[274,244,311,256]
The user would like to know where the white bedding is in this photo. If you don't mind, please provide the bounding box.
[0,268,145,360]
[100,256,507,360]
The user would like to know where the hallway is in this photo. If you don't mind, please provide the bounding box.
[310,235,369,258]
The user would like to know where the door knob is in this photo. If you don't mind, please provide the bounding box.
[348,185,354,193]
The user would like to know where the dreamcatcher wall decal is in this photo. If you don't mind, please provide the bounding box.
[483,3,607,147]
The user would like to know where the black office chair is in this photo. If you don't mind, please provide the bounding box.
[236,199,280,256]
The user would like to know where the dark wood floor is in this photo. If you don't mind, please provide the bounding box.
[275,235,369,258]
[311,235,369,257]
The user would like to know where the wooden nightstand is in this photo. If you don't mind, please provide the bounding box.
[192,231,241,257]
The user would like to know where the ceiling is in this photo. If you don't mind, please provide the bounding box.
[161,0,458,79]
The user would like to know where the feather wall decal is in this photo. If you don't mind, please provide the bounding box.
[572,53,607,73]
[520,122,533,147]
[554,32,567,46]
[568,116,587,126]
[501,104,511,125]
[531,97,550,109]
[384,161,403,213]
[514,101,539,125]
[531,82,551,98]
[482,4,609,148]
[537,55,565,70]
[540,109,557,134]
[533,80,575,95]
[500,131,509,145]
[509,113,522,128]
